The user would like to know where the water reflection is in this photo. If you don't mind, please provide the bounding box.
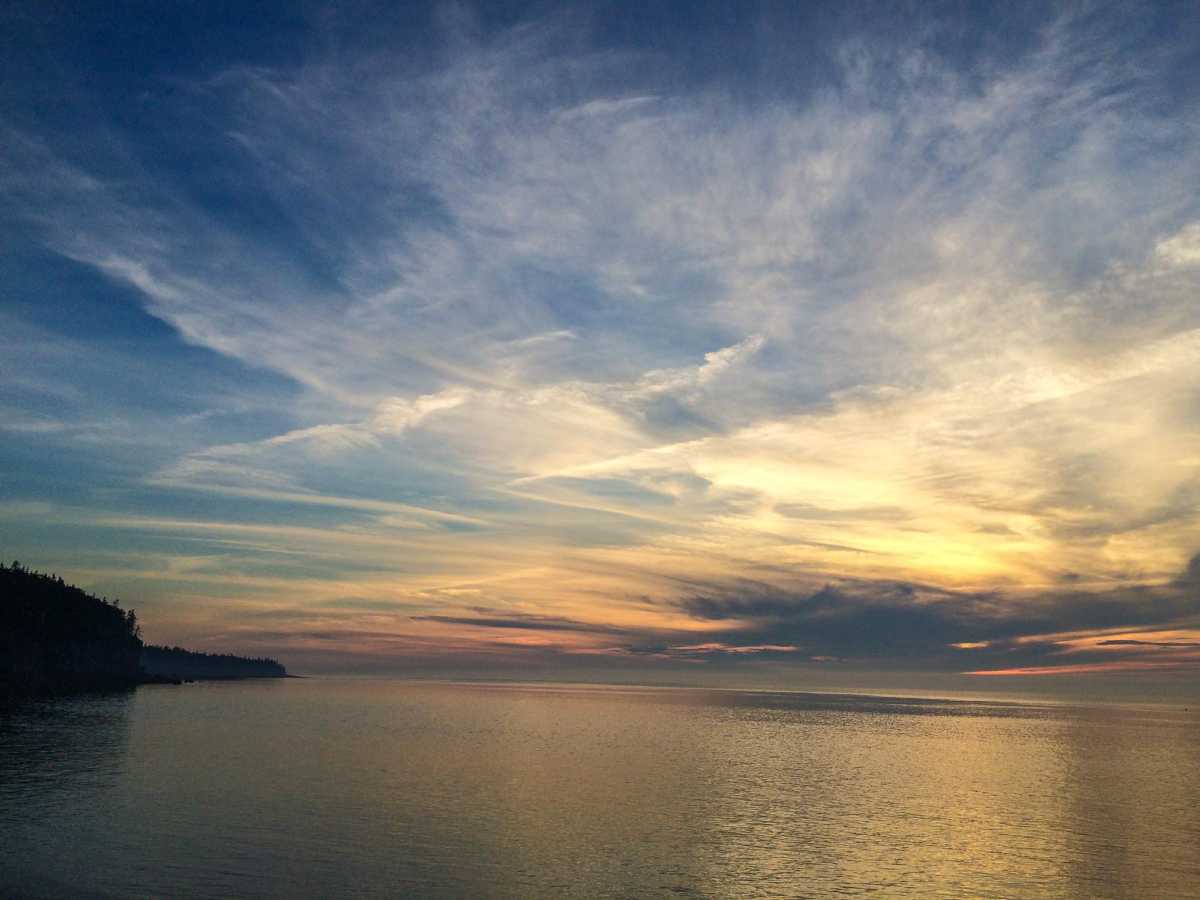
[1060,705,1200,899]
[0,690,133,798]
[0,691,134,897]
[0,681,1197,898]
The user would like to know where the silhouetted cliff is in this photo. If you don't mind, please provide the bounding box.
[141,645,286,679]
[1,562,143,698]
[2,563,289,699]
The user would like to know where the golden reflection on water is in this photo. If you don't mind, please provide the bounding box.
[1,681,1198,898]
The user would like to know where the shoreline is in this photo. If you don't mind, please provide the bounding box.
[1,672,294,705]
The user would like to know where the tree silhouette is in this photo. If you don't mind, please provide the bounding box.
[1,562,143,697]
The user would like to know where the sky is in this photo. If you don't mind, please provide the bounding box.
[2,1,1199,693]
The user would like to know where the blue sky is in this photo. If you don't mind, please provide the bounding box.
[3,1,1200,689]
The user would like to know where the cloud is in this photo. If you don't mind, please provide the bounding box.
[667,554,1200,670]
[633,335,767,396]
[1155,224,1200,268]
[2,4,1199,674]
[411,612,632,636]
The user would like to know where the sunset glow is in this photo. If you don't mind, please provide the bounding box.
[2,1,1199,688]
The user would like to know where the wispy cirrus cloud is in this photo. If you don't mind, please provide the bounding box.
[2,3,1199,679]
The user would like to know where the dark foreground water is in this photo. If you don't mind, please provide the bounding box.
[1,680,1198,899]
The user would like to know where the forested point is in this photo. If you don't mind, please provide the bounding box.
[142,645,286,679]
[1,561,142,698]
[1,562,286,699]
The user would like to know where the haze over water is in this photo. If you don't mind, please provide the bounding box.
[2,679,1197,899]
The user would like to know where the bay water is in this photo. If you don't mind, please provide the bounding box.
[1,679,1197,898]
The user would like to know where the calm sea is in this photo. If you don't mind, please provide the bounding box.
[1,679,1197,898]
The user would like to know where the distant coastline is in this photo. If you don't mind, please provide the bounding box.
[1,562,288,701]
[141,644,287,681]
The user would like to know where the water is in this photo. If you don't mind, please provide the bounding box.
[1,680,1197,899]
